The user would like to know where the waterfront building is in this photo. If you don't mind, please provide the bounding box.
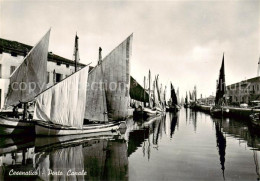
[226,76,260,105]
[197,95,215,105]
[0,38,85,109]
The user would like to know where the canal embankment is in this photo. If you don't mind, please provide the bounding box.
[193,105,260,119]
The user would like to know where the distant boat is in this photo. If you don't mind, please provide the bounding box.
[154,75,165,112]
[0,29,51,135]
[131,71,157,119]
[167,83,180,112]
[33,35,133,136]
[184,91,189,108]
[189,86,197,109]
[210,54,229,116]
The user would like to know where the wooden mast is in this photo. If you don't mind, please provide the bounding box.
[148,70,151,108]
[144,76,146,108]
[74,33,79,72]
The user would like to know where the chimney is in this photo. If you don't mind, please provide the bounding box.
[98,47,102,64]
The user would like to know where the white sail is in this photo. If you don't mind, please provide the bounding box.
[33,66,89,128]
[154,76,162,110]
[101,34,133,121]
[85,64,108,122]
[5,29,50,108]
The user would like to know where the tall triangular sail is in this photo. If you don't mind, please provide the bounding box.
[185,91,188,104]
[5,29,50,108]
[171,83,178,105]
[85,64,108,122]
[101,34,133,121]
[215,54,226,106]
[155,75,162,109]
[33,66,89,128]
[130,76,149,103]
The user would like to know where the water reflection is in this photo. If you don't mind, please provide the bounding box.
[214,118,226,180]
[0,132,128,181]
[2,110,260,180]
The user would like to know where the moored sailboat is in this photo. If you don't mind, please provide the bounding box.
[210,54,229,116]
[184,91,189,108]
[34,34,133,136]
[167,83,180,112]
[131,71,158,119]
[0,29,50,135]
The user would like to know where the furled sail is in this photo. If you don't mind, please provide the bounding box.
[130,76,149,103]
[185,91,188,104]
[215,54,226,106]
[154,75,162,109]
[148,70,153,108]
[189,91,193,101]
[101,34,133,121]
[33,66,89,128]
[5,29,50,108]
[85,64,108,122]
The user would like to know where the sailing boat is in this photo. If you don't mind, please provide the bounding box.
[33,35,133,136]
[154,75,165,112]
[131,72,157,119]
[167,83,180,112]
[189,86,197,109]
[210,54,229,116]
[184,91,189,108]
[0,30,50,135]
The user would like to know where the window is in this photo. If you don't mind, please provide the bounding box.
[10,66,16,75]
[56,61,61,66]
[0,64,2,78]
[56,73,62,82]
[66,64,69,68]
[11,52,17,57]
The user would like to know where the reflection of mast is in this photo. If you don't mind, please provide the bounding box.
[147,127,151,161]
[250,133,260,180]
[185,108,188,125]
[193,111,197,132]
[253,150,260,180]
[215,119,226,180]
[153,118,162,148]
[170,114,178,138]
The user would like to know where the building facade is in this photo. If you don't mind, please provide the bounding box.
[0,38,85,109]
[197,95,215,105]
[226,76,260,105]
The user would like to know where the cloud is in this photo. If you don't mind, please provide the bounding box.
[1,0,259,99]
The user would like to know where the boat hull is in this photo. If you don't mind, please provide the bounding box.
[133,108,158,120]
[0,115,35,135]
[184,104,190,108]
[166,106,180,112]
[35,120,123,136]
[210,107,229,117]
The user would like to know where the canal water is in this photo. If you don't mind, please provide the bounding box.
[1,108,260,180]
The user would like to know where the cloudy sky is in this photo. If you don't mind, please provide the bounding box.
[1,0,259,99]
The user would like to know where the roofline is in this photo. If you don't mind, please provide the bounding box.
[0,37,86,67]
[227,76,260,87]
